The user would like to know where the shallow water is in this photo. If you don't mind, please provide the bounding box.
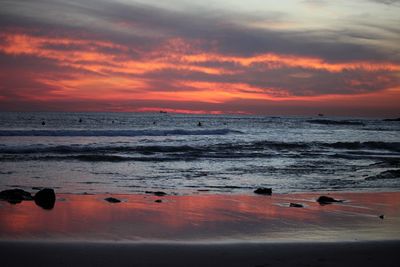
[0,192,399,242]
[0,112,399,194]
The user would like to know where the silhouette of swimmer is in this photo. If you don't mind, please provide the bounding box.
[153,121,156,125]
[198,122,202,127]
[79,118,82,123]
[41,121,45,126]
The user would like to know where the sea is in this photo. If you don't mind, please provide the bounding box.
[0,112,399,194]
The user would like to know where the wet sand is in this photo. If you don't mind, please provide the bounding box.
[1,240,399,267]
[1,191,400,266]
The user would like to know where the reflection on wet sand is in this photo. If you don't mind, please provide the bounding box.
[0,192,399,242]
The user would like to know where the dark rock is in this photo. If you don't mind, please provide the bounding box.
[0,189,33,204]
[34,188,56,210]
[104,197,121,203]
[254,187,272,195]
[145,191,167,196]
[289,203,303,208]
[379,215,385,219]
[155,199,162,203]
[317,195,343,205]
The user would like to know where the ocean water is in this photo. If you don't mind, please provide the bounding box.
[0,112,399,194]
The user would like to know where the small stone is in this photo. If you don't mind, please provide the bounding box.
[34,188,56,210]
[289,203,303,208]
[105,197,121,203]
[254,187,272,195]
[317,196,343,205]
[0,189,33,204]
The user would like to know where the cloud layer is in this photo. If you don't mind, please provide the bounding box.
[0,0,399,116]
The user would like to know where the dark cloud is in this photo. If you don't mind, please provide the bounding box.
[0,0,398,63]
[147,68,398,96]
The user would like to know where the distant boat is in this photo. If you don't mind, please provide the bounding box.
[318,113,324,117]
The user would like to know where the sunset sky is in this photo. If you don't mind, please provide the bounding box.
[0,0,399,116]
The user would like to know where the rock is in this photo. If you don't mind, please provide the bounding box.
[34,188,56,210]
[254,187,272,195]
[105,197,121,203]
[145,191,167,196]
[155,199,162,203]
[0,189,33,204]
[379,215,385,219]
[317,195,343,205]
[289,203,303,208]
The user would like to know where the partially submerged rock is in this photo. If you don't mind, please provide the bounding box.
[289,203,303,208]
[0,189,33,204]
[34,188,56,210]
[317,195,343,205]
[104,197,121,203]
[254,187,272,195]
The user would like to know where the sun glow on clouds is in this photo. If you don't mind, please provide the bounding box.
[0,32,399,114]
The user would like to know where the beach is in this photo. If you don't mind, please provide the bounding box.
[1,113,399,266]
[1,191,400,266]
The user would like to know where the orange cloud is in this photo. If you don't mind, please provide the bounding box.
[0,32,399,114]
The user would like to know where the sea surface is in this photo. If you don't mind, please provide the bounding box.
[0,112,399,194]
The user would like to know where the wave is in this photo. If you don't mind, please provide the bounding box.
[307,119,365,126]
[1,141,399,155]
[0,128,242,137]
[323,141,400,152]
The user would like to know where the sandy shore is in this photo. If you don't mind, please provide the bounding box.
[1,191,400,242]
[1,191,400,266]
[1,240,399,267]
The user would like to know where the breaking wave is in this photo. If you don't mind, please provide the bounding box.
[0,128,242,137]
[0,141,399,162]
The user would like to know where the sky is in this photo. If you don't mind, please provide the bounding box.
[0,0,399,116]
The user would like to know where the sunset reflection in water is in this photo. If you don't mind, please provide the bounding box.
[0,192,399,242]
